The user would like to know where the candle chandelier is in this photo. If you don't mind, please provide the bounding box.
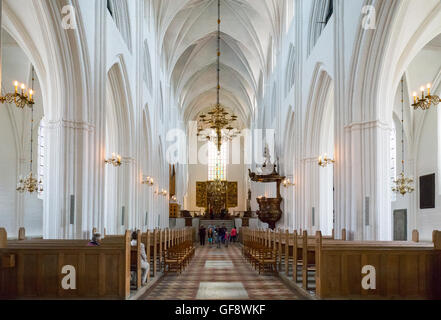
[393,78,415,196]
[412,83,440,111]
[16,67,43,194]
[197,0,241,152]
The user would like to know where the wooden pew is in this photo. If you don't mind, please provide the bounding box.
[101,231,142,290]
[162,228,195,274]
[0,228,131,300]
[314,230,441,299]
[242,227,441,299]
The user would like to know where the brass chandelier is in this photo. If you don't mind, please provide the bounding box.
[412,83,440,110]
[16,67,43,194]
[392,78,414,196]
[197,0,241,152]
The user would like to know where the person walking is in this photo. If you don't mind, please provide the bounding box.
[224,230,230,248]
[231,227,237,243]
[220,224,227,244]
[207,227,213,247]
[215,226,221,248]
[199,226,206,246]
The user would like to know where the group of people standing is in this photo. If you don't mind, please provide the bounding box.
[199,225,238,248]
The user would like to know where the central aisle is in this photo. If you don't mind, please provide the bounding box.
[140,244,302,300]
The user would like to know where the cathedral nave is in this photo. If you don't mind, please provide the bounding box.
[0,0,441,306]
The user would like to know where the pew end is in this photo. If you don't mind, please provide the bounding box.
[1,253,15,268]
[412,230,419,242]
[18,228,26,241]
[341,229,347,241]
[0,228,6,248]
[434,230,441,250]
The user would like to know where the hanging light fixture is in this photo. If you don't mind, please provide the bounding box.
[197,0,241,152]
[16,67,43,194]
[411,83,440,110]
[393,78,415,196]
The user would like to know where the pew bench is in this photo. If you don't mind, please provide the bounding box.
[315,233,441,299]
[0,231,132,300]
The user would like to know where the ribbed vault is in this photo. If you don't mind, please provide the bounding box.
[155,0,282,125]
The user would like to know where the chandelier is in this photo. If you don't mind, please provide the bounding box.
[392,172,415,196]
[17,172,43,194]
[412,83,440,110]
[16,67,43,194]
[197,0,240,152]
[393,78,414,196]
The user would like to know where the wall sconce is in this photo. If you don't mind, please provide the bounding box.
[0,79,36,109]
[170,195,177,202]
[105,153,122,167]
[142,176,154,186]
[161,189,168,197]
[412,83,440,110]
[318,154,335,168]
[282,178,295,188]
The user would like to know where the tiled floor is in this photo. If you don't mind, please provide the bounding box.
[140,244,303,300]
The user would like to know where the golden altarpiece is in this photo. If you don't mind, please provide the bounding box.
[196,181,238,217]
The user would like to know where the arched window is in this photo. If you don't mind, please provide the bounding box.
[208,142,228,181]
[390,123,397,202]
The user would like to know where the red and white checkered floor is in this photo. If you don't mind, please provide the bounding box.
[140,244,302,300]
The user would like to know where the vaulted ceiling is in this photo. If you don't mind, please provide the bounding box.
[155,0,283,126]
